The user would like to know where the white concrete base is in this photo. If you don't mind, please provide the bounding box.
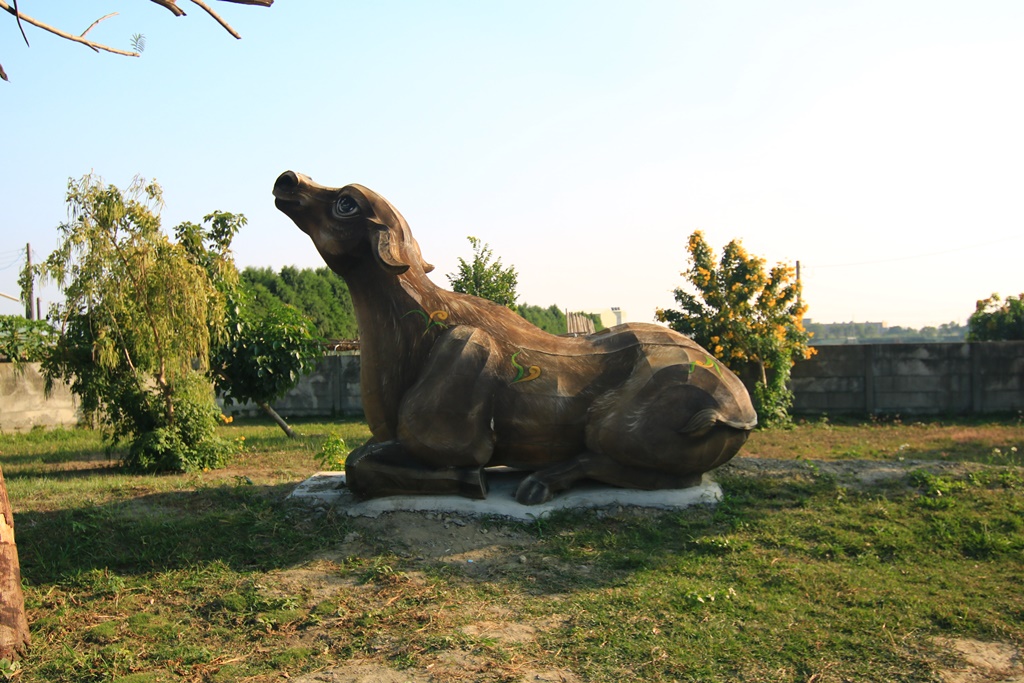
[288,468,722,521]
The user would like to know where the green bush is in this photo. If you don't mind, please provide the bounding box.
[123,374,232,472]
[0,315,55,364]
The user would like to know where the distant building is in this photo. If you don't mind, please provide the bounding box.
[585,307,627,329]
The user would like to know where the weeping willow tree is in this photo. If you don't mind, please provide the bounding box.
[37,173,232,471]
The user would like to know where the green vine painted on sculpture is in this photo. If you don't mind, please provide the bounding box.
[404,309,450,336]
[510,350,541,384]
[689,354,724,378]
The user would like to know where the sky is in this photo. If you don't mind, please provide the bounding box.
[2,1,1022,329]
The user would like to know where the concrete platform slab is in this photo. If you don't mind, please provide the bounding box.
[288,468,722,521]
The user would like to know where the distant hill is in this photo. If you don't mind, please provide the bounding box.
[805,320,967,345]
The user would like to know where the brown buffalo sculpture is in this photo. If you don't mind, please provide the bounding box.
[273,171,758,505]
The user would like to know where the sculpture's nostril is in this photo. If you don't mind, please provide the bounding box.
[274,171,299,195]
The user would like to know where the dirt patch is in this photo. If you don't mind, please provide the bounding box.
[293,658,582,683]
[462,615,568,644]
[934,638,1024,683]
[332,510,537,578]
[718,456,989,488]
[293,659,432,682]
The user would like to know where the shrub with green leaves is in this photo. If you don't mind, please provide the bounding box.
[124,374,233,472]
[211,286,324,438]
[0,315,55,366]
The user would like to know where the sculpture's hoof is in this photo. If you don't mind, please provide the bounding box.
[515,474,554,505]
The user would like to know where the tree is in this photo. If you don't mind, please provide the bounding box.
[177,214,326,438]
[37,173,232,471]
[0,315,54,367]
[241,266,358,340]
[657,231,813,426]
[0,466,29,663]
[1,0,272,82]
[211,286,323,437]
[967,293,1024,341]
[447,236,519,308]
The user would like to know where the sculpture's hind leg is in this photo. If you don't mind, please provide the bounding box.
[514,364,753,505]
[515,451,706,505]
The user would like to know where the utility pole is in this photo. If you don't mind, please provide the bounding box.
[796,260,802,307]
[24,244,33,321]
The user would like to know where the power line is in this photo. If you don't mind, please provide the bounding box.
[0,254,23,271]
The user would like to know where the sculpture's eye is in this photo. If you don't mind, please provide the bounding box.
[333,196,359,218]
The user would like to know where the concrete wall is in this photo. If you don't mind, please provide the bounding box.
[791,342,1024,415]
[1,356,362,432]
[6,342,1022,429]
[0,362,79,432]
[271,343,1023,419]
[222,354,363,419]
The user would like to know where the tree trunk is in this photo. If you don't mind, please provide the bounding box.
[0,467,29,661]
[259,402,297,438]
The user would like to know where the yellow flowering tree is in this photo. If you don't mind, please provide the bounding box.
[657,231,813,426]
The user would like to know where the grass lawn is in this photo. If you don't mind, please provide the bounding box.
[1,415,1021,682]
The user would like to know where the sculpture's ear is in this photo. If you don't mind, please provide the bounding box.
[368,217,411,274]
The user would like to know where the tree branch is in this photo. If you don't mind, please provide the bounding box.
[189,0,240,39]
[1,0,273,82]
[79,12,118,53]
[12,0,27,46]
[80,12,118,38]
[148,0,186,17]
[0,1,140,57]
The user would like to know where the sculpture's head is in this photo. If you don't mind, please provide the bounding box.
[273,171,432,275]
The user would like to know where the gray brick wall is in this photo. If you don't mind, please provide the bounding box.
[791,342,1024,415]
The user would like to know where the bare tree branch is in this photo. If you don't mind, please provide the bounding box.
[12,0,28,46]
[80,12,118,53]
[81,12,118,38]
[148,0,186,18]
[1,0,273,82]
[0,1,139,57]
[190,0,240,39]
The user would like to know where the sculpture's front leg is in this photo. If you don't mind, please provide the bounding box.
[396,326,498,469]
[345,325,498,501]
[344,441,488,500]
